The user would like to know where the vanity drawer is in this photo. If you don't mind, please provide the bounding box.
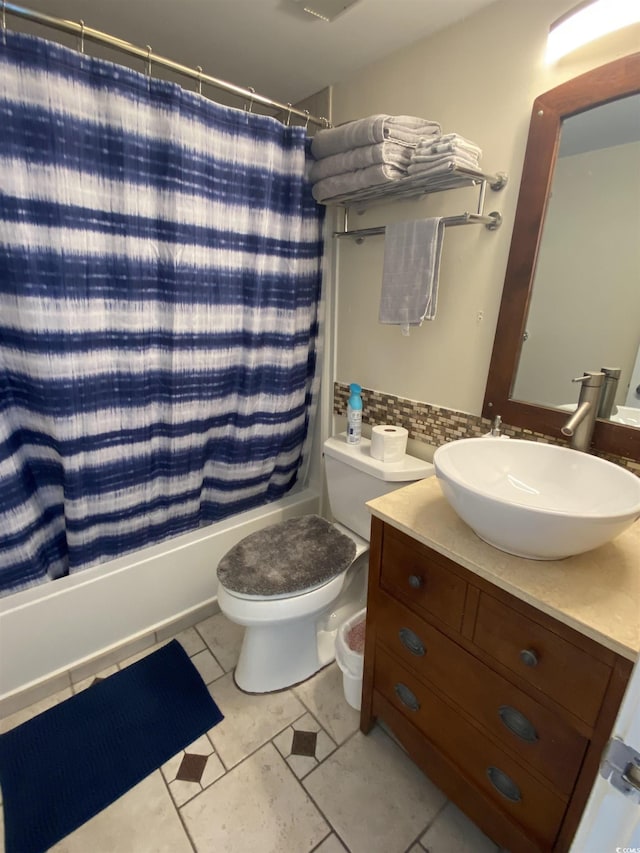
[374,646,567,849]
[380,528,466,630]
[374,590,588,795]
[473,592,611,726]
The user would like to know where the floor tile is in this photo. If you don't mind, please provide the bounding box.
[118,629,204,670]
[161,733,225,807]
[69,633,156,684]
[303,726,447,853]
[420,801,499,852]
[72,665,119,694]
[199,752,226,788]
[168,775,202,808]
[49,771,192,853]
[0,603,498,853]
[190,648,224,684]
[207,671,306,768]
[273,711,337,779]
[171,626,207,657]
[293,663,360,744]
[0,686,73,734]
[0,671,71,720]
[313,835,348,853]
[181,742,329,853]
[118,640,169,669]
[154,602,219,642]
[196,612,244,672]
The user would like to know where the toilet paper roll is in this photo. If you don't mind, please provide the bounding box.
[370,425,409,462]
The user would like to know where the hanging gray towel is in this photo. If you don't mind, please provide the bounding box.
[379,218,444,334]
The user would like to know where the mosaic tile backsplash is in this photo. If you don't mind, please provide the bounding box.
[333,382,640,475]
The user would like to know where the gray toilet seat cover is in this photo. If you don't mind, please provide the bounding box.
[216,514,357,597]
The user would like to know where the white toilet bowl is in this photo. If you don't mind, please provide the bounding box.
[216,434,435,694]
[218,544,368,693]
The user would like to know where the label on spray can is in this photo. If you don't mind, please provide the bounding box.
[347,406,362,444]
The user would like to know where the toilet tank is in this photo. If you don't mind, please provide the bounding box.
[323,434,434,541]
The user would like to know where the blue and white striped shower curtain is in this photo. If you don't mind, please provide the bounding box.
[0,31,325,596]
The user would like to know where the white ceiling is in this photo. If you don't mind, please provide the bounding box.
[13,0,500,110]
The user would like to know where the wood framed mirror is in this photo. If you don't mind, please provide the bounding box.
[483,51,640,461]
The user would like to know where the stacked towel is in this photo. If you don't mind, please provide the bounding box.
[311,163,408,203]
[408,133,482,178]
[310,141,413,183]
[311,115,441,159]
[310,114,441,202]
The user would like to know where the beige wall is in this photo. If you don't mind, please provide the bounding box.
[329,0,640,416]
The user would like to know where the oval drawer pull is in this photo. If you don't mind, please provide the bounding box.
[498,705,538,743]
[486,766,522,803]
[394,682,420,712]
[408,574,423,590]
[519,648,539,668]
[399,628,426,656]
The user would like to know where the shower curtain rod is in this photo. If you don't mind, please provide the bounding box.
[2,2,331,128]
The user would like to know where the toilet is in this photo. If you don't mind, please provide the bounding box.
[216,433,434,693]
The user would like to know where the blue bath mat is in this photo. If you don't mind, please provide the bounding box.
[0,639,223,853]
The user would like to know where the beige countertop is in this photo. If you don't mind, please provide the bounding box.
[367,476,640,662]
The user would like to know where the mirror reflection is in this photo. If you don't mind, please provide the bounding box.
[512,93,640,424]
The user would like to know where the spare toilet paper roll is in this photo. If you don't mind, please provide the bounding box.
[370,425,409,462]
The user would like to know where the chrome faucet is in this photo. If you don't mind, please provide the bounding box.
[490,415,503,436]
[561,371,605,451]
[597,367,621,420]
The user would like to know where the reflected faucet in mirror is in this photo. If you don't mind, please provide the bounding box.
[561,371,604,451]
[598,367,621,419]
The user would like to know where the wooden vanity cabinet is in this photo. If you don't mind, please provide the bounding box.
[361,518,632,853]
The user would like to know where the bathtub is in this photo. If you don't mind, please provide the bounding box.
[0,485,320,702]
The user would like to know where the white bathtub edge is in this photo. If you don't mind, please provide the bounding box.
[0,487,320,699]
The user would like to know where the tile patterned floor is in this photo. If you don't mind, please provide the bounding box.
[0,613,502,853]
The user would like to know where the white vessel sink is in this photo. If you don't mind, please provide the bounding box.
[433,438,640,560]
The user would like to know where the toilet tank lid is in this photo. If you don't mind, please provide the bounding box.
[323,434,434,482]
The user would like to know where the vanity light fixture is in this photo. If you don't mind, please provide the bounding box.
[546,0,640,62]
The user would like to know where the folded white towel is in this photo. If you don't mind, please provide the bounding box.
[410,150,480,167]
[311,115,441,159]
[419,132,481,148]
[416,139,482,158]
[425,140,482,157]
[407,155,482,177]
[311,163,407,202]
[379,218,444,334]
[433,133,478,144]
[310,142,413,182]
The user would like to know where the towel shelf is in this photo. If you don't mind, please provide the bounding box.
[324,163,508,240]
[320,164,507,208]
